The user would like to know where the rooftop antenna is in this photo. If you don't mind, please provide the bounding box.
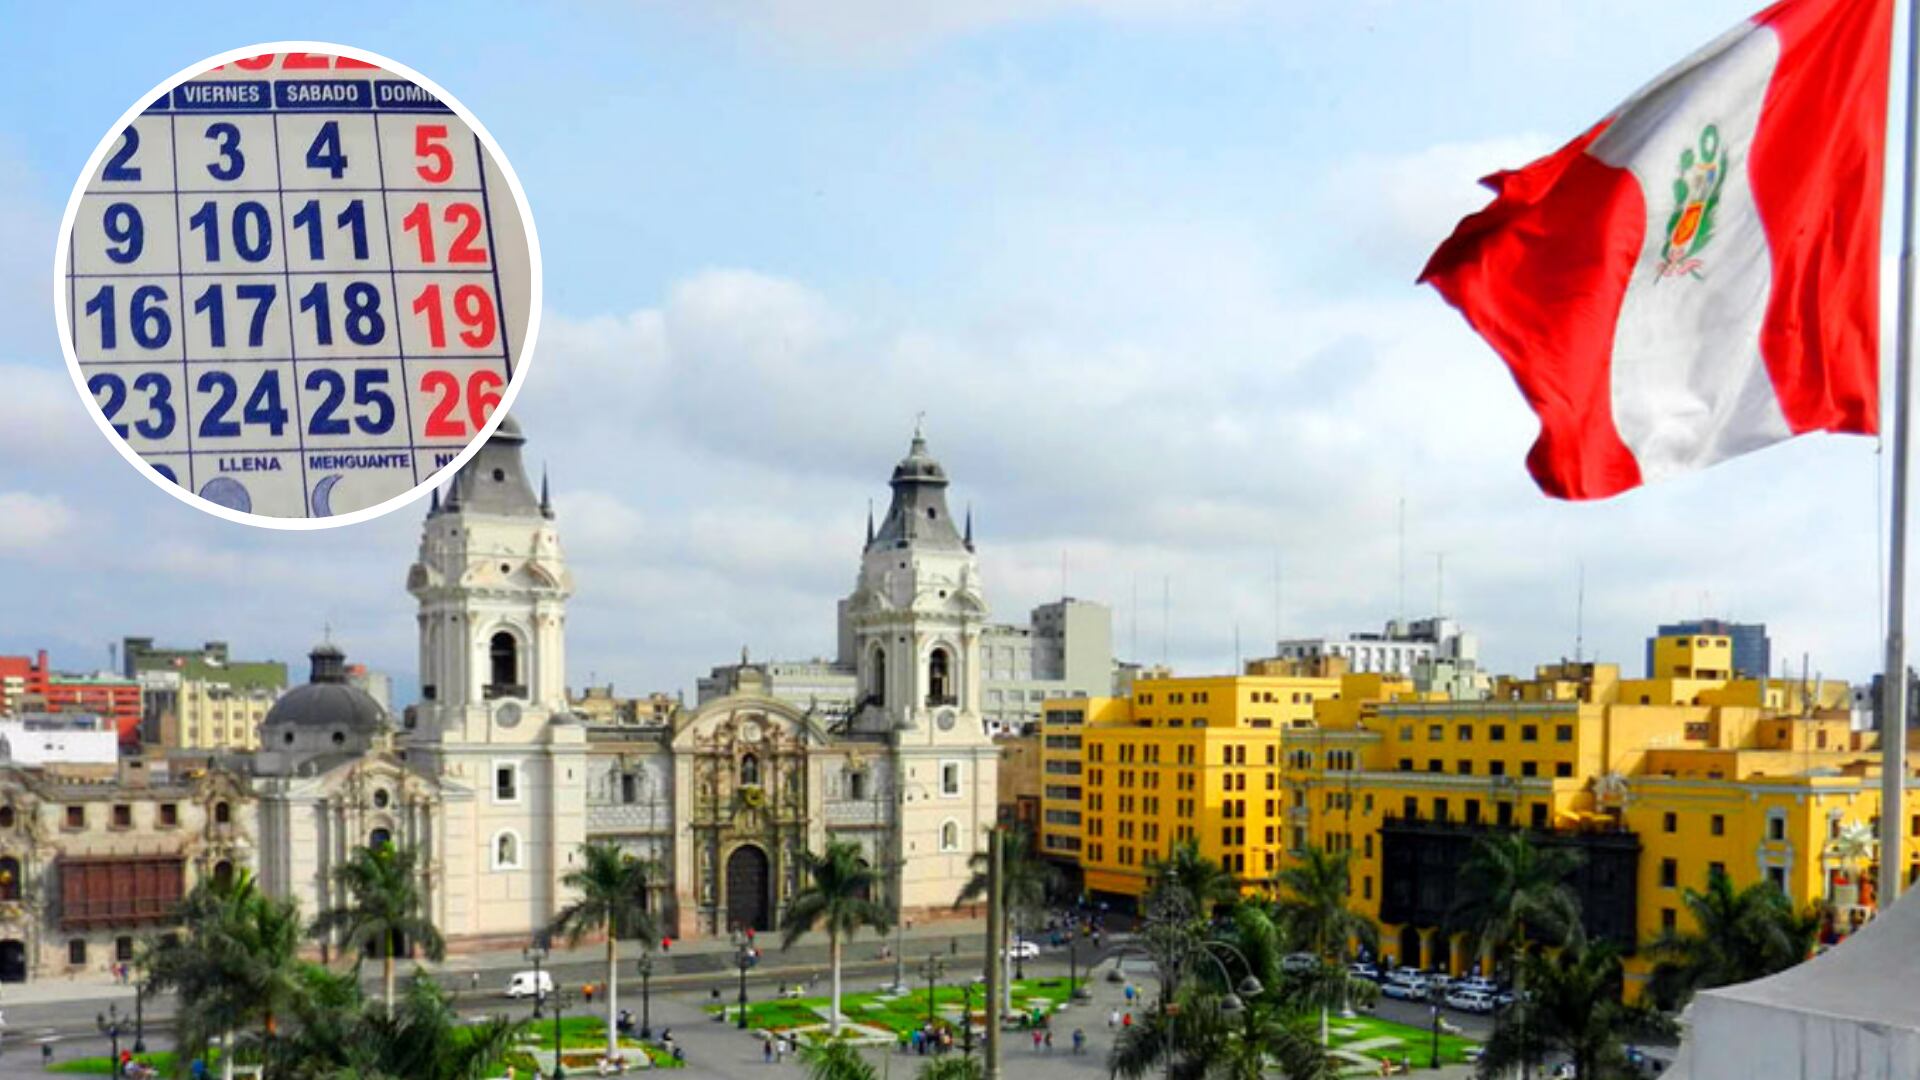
[1272,547,1283,648]
[1131,577,1140,663]
[1397,497,1407,627]
[1162,576,1171,669]
[1575,562,1586,663]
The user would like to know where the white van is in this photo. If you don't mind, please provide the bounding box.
[505,970,554,999]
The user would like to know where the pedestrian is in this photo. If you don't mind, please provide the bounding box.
[1122,1013,1132,1028]
[41,1044,52,1067]
[585,982,595,1004]
[1108,1008,1119,1029]
[662,936,673,953]
[764,1038,774,1064]
[673,1045,685,1063]
[1072,1029,1085,1055]
[1124,983,1135,1005]
[1033,1029,1042,1052]
[1045,1030,1054,1053]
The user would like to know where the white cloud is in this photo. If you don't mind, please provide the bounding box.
[0,492,74,552]
[686,0,1251,63]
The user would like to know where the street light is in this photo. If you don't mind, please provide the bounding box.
[96,1003,126,1071]
[552,985,576,1080]
[132,969,147,1053]
[732,931,759,1030]
[636,952,655,1040]
[525,938,550,1021]
[919,953,946,1032]
[1429,993,1442,1071]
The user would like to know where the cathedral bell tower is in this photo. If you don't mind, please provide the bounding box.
[841,425,996,919]
[403,416,584,941]
[407,416,572,746]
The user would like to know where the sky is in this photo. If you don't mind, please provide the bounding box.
[0,0,1898,704]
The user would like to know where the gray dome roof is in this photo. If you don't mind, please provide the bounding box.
[265,682,387,732]
[265,643,387,732]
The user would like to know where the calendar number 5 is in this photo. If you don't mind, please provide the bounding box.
[415,125,454,183]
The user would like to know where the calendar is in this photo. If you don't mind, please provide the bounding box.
[54,45,539,525]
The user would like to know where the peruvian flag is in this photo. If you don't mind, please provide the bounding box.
[1420,0,1893,500]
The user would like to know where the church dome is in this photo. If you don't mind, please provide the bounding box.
[264,643,387,733]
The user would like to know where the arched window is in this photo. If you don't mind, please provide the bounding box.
[0,857,20,901]
[369,828,392,850]
[214,801,231,825]
[489,631,520,695]
[740,753,760,786]
[212,860,234,889]
[940,820,960,852]
[493,830,522,871]
[870,646,887,706]
[928,646,954,706]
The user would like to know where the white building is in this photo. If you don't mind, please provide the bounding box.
[1275,616,1478,678]
[0,713,118,766]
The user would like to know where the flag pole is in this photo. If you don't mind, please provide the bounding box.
[1880,0,1920,906]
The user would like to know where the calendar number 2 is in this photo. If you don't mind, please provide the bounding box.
[420,368,503,437]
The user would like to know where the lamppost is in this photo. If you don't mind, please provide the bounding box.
[1153,946,1261,1080]
[919,953,945,1032]
[636,951,655,1040]
[132,969,147,1053]
[96,1003,126,1071]
[551,985,575,1080]
[525,938,550,1021]
[960,980,976,1057]
[732,931,758,1030]
[1428,993,1442,1071]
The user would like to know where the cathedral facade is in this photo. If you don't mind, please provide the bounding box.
[254,420,1000,949]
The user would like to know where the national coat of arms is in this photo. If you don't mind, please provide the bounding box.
[1659,123,1727,280]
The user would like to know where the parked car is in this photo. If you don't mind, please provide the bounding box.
[1004,940,1041,960]
[505,970,553,1000]
[1454,976,1500,997]
[1281,952,1320,974]
[1348,962,1383,983]
[1444,989,1496,1014]
[1425,972,1454,992]
[1380,978,1428,1001]
[1389,966,1428,986]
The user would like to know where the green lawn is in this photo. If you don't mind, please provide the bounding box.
[505,1015,683,1072]
[710,978,1076,1037]
[50,1052,178,1075]
[1322,1014,1478,1072]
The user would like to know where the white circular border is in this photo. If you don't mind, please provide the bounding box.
[51,40,545,531]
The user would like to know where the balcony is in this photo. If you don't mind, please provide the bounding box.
[483,683,527,701]
[925,694,958,708]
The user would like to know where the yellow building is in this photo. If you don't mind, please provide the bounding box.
[1040,662,1362,898]
[173,678,278,751]
[1052,634,1897,998]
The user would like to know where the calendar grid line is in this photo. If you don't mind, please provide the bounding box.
[471,132,514,383]
[270,111,314,513]
[371,112,424,488]
[167,114,196,493]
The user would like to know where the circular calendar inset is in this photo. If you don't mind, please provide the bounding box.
[53,43,541,528]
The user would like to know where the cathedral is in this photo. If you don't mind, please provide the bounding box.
[253,419,1000,947]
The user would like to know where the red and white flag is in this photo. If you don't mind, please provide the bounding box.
[1421,0,1892,500]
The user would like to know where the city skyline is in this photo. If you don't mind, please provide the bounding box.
[0,0,1891,704]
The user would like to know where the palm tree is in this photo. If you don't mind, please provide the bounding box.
[783,840,891,1036]
[918,1055,984,1080]
[1146,838,1241,916]
[147,870,307,1080]
[336,974,527,1080]
[1448,832,1584,979]
[1274,845,1379,1043]
[956,825,1058,1011]
[1107,989,1332,1080]
[311,841,446,1017]
[1644,867,1821,1010]
[801,1036,878,1080]
[1474,941,1672,1080]
[549,842,662,1062]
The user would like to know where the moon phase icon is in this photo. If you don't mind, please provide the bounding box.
[311,474,345,517]
[198,477,251,513]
